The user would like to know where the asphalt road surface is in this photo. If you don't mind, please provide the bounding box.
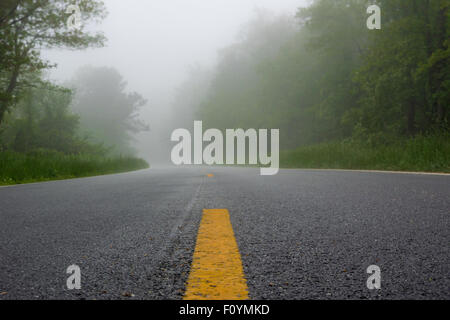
[0,167,449,300]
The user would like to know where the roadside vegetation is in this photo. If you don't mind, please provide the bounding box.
[0,151,149,185]
[281,133,450,173]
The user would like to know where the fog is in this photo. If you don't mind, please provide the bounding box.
[2,0,446,181]
[43,0,307,164]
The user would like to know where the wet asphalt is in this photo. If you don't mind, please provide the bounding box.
[0,167,448,300]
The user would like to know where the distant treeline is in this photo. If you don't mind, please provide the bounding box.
[0,66,148,156]
[172,0,449,151]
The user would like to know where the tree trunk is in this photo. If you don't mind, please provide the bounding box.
[407,99,416,136]
[436,0,448,124]
[0,65,20,127]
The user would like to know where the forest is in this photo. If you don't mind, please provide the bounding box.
[0,1,148,185]
[171,0,449,172]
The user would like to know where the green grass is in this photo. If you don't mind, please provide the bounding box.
[0,151,149,185]
[281,134,450,173]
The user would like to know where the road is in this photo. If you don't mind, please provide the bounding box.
[0,167,449,300]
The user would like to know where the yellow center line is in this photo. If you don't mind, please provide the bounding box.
[184,209,249,300]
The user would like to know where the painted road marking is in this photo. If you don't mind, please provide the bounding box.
[184,209,249,300]
[285,168,450,176]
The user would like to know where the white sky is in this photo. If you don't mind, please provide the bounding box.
[45,0,306,94]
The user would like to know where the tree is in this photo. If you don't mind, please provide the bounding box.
[351,0,449,140]
[196,2,369,148]
[0,0,107,127]
[70,66,149,155]
[197,10,298,133]
[184,0,448,150]
[1,79,101,154]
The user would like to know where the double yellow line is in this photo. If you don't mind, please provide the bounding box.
[184,209,249,300]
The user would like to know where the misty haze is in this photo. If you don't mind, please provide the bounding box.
[43,0,304,165]
[0,0,448,304]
